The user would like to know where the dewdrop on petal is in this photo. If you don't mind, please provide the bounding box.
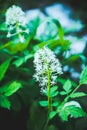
[33,46,63,94]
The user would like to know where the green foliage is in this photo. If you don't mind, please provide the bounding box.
[80,66,87,84]
[62,80,72,93]
[39,101,48,107]
[49,111,57,119]
[70,92,87,98]
[50,86,59,97]
[0,95,10,109]
[0,58,11,81]
[59,106,87,121]
[0,81,22,96]
[13,53,33,67]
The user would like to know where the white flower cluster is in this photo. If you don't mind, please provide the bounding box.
[6,5,26,26]
[33,46,62,93]
[6,5,29,41]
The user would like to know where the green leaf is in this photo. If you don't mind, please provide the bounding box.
[57,77,77,87]
[39,101,48,107]
[0,81,22,96]
[49,111,56,119]
[59,109,69,121]
[63,80,72,92]
[50,86,58,93]
[52,102,59,106]
[52,18,64,40]
[51,91,59,97]
[59,105,87,121]
[0,58,11,81]
[0,22,7,31]
[0,95,10,109]
[60,91,67,95]
[50,86,58,97]
[80,67,87,84]
[13,54,33,67]
[66,106,87,118]
[70,92,87,98]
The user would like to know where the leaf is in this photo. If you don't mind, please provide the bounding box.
[60,91,67,95]
[52,18,64,40]
[0,95,10,109]
[50,86,58,93]
[80,67,87,84]
[59,108,69,121]
[66,106,87,118]
[49,111,56,119]
[0,58,11,81]
[0,22,7,31]
[0,81,22,96]
[13,54,33,67]
[70,92,87,98]
[63,80,72,92]
[59,103,87,121]
[50,86,58,97]
[63,101,81,108]
[39,101,48,107]
[52,102,59,106]
[51,91,59,97]
[57,77,77,87]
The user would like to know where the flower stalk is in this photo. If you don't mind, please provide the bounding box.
[33,46,62,111]
[47,63,52,112]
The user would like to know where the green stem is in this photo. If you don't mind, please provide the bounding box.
[64,84,81,102]
[16,22,24,43]
[57,84,82,113]
[47,64,52,113]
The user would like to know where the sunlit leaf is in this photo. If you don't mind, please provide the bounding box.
[50,91,59,97]
[39,101,48,107]
[50,86,58,97]
[52,102,59,106]
[80,66,87,84]
[0,58,11,81]
[13,54,33,67]
[63,80,72,92]
[59,104,87,121]
[0,81,22,96]
[0,22,7,31]
[49,111,56,119]
[59,108,69,121]
[60,91,67,95]
[70,92,87,98]
[66,106,87,118]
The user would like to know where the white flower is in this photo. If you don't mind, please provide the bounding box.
[33,46,63,94]
[6,5,26,26]
[6,5,29,40]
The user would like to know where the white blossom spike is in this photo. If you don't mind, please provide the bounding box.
[33,46,63,94]
[6,5,29,40]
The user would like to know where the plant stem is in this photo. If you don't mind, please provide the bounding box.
[47,64,52,113]
[64,84,81,102]
[16,22,24,43]
[57,84,82,114]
